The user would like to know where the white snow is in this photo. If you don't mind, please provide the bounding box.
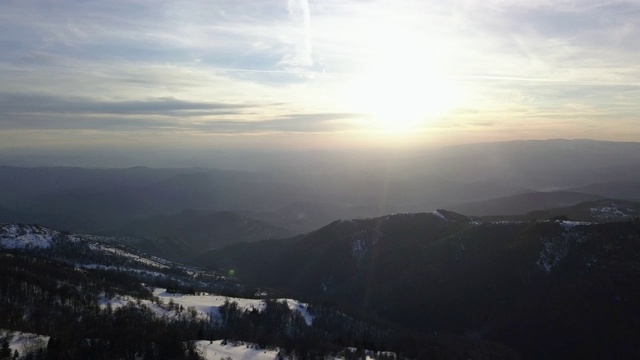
[98,294,139,309]
[0,224,56,249]
[537,236,570,273]
[99,289,314,326]
[0,224,172,271]
[87,243,169,269]
[589,205,637,220]
[352,238,366,263]
[78,264,168,278]
[489,221,526,225]
[537,221,589,273]
[559,220,592,231]
[350,228,382,264]
[196,340,278,360]
[195,341,391,360]
[152,288,314,325]
[0,330,49,357]
[429,210,448,222]
[590,206,625,215]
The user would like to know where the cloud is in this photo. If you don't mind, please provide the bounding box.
[191,112,366,134]
[280,0,313,68]
[0,93,253,117]
[0,93,257,132]
[0,92,366,134]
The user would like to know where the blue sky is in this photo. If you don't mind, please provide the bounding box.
[1,0,640,153]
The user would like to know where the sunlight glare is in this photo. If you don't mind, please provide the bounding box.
[349,28,460,134]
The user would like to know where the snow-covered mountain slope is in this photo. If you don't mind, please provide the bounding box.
[0,224,59,249]
[0,223,237,295]
[0,223,170,267]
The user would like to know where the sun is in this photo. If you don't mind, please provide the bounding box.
[348,30,460,134]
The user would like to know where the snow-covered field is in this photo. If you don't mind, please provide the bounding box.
[194,341,383,360]
[99,288,314,325]
[0,330,385,360]
[196,340,279,360]
[152,289,314,325]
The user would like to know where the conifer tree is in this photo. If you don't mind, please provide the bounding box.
[0,340,11,360]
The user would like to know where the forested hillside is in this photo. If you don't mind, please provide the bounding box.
[198,212,640,359]
[0,223,522,359]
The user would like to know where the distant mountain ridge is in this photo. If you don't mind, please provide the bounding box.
[494,199,640,223]
[448,191,603,216]
[103,209,295,261]
[569,181,640,200]
[0,166,320,232]
[2,139,640,236]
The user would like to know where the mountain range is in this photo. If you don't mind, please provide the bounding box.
[2,139,640,238]
[101,209,295,261]
[195,211,640,359]
[2,202,640,358]
[0,222,522,359]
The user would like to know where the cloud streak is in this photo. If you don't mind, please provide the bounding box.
[282,0,313,68]
[0,93,253,116]
[0,92,367,134]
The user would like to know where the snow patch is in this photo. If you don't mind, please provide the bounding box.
[81,264,168,278]
[537,221,589,273]
[559,220,592,231]
[489,221,526,225]
[87,243,170,269]
[195,340,393,360]
[0,224,174,271]
[350,228,382,264]
[0,330,49,356]
[140,288,314,325]
[196,340,278,360]
[352,238,366,263]
[589,205,638,220]
[0,224,56,249]
[429,210,448,222]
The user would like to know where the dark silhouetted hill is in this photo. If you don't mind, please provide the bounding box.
[196,211,640,359]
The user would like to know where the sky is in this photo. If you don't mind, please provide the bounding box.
[1,0,640,163]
